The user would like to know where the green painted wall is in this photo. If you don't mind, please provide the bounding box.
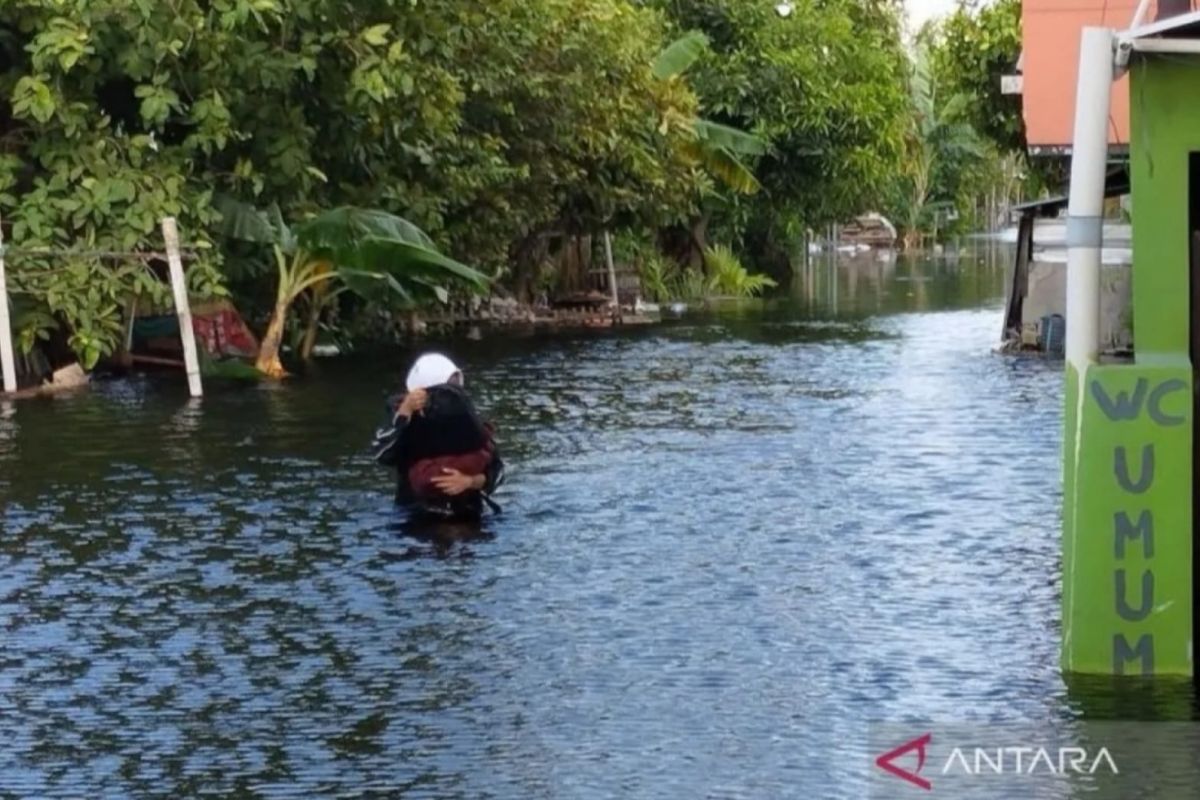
[1129,57,1197,354]
[1062,55,1195,677]
[1063,361,1192,675]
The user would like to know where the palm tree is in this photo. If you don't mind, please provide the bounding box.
[216,199,488,377]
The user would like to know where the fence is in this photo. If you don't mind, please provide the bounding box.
[0,216,203,398]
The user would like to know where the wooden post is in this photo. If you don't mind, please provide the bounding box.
[162,217,202,397]
[0,215,16,394]
[603,231,619,313]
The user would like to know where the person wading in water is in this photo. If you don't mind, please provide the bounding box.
[371,353,505,519]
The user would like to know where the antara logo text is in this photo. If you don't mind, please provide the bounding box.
[874,733,1119,791]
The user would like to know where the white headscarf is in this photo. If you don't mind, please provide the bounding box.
[405,352,462,391]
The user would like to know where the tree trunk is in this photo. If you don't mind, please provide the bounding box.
[510,233,546,304]
[688,213,709,270]
[299,290,325,361]
[255,298,291,378]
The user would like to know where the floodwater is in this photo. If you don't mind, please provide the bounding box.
[0,245,1193,799]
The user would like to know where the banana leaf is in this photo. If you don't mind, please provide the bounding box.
[296,207,436,253]
[340,236,489,289]
[652,31,710,80]
[214,194,280,245]
[693,118,767,156]
[683,141,761,194]
[338,269,419,306]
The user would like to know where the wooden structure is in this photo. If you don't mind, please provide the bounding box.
[0,216,204,397]
[1001,168,1130,349]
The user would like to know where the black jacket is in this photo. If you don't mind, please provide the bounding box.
[371,387,505,516]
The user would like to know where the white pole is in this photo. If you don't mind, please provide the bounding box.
[603,231,619,310]
[1129,0,1152,30]
[0,215,16,394]
[1065,27,1114,369]
[162,217,203,397]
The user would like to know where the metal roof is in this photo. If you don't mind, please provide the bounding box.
[1123,9,1200,38]
[1011,168,1130,215]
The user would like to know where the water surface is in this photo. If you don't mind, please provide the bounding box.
[0,246,1187,798]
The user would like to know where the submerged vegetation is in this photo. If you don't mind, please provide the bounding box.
[0,0,1029,372]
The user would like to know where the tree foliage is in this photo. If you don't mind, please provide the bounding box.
[888,48,986,246]
[648,0,911,271]
[0,0,710,359]
[0,0,922,364]
[925,0,1023,153]
[216,200,486,376]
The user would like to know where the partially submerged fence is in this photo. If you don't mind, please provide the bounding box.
[0,216,204,398]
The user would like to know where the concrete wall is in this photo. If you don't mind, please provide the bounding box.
[1023,261,1132,352]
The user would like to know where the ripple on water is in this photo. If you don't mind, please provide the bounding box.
[0,254,1174,798]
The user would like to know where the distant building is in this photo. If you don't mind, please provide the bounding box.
[1014,0,1194,155]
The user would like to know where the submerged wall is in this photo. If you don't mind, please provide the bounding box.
[1024,259,1132,352]
[1062,55,1195,677]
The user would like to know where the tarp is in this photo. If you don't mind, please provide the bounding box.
[133,300,259,359]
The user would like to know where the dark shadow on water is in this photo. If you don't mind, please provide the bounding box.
[382,510,496,560]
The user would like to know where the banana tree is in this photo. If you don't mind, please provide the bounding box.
[898,50,985,249]
[651,31,766,268]
[216,199,488,377]
[653,31,766,194]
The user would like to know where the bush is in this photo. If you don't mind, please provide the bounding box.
[703,245,776,298]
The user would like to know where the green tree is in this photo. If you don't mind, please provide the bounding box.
[427,0,708,299]
[892,50,985,248]
[0,0,709,354]
[648,0,911,273]
[925,0,1023,153]
[216,201,486,377]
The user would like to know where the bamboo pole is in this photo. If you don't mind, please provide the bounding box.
[162,217,202,397]
[0,215,16,393]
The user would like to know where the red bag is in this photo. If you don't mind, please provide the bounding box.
[407,440,495,501]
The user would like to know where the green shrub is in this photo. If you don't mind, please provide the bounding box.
[703,245,776,298]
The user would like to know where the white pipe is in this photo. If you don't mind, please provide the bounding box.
[0,215,15,393]
[1129,37,1200,53]
[1130,0,1152,30]
[1065,27,1114,369]
[162,217,203,397]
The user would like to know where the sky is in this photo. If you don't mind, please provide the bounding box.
[905,0,962,30]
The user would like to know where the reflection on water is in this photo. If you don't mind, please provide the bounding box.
[0,243,1192,798]
[789,243,1011,317]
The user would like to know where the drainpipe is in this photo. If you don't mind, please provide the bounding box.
[1065,27,1115,369]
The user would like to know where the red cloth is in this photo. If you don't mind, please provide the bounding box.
[407,442,495,501]
[192,303,260,358]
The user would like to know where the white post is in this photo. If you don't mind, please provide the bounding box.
[603,231,619,311]
[1129,0,1152,29]
[162,217,203,397]
[0,215,16,394]
[1065,27,1114,369]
